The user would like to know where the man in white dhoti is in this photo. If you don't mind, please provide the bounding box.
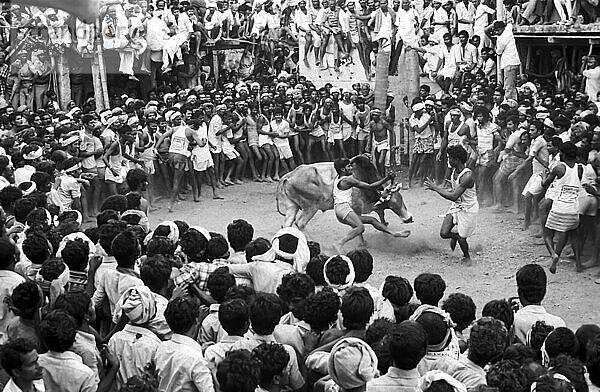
[425,145,479,266]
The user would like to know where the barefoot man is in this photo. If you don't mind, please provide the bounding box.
[425,145,478,266]
[333,157,410,252]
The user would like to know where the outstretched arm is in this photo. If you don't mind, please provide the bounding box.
[424,171,474,201]
[340,173,394,190]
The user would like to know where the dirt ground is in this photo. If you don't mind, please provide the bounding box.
[150,176,600,329]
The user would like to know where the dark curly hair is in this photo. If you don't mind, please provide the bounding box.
[11,281,41,318]
[100,194,128,214]
[249,293,282,335]
[545,327,579,360]
[347,249,373,283]
[0,186,22,210]
[14,197,36,224]
[469,317,508,367]
[365,318,395,345]
[179,228,209,262]
[549,354,588,392]
[502,343,536,365]
[39,310,77,352]
[227,219,254,252]
[39,257,66,282]
[442,293,476,332]
[140,255,172,293]
[61,238,89,272]
[146,235,176,257]
[341,286,374,330]
[382,275,413,307]
[388,321,428,370]
[126,168,148,192]
[516,264,547,304]
[482,299,514,331]
[276,273,315,318]
[217,349,260,392]
[164,296,200,334]
[486,359,529,392]
[426,380,456,392]
[99,220,128,257]
[224,285,256,304]
[0,338,38,378]
[207,268,236,303]
[305,255,327,286]
[302,287,340,332]
[414,273,446,306]
[529,321,555,361]
[245,237,271,263]
[325,255,351,285]
[252,342,290,388]
[53,291,91,327]
[219,299,250,336]
[207,234,230,261]
[22,231,50,264]
[97,209,119,228]
[586,335,600,387]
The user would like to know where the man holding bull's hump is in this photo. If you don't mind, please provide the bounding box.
[333,158,411,253]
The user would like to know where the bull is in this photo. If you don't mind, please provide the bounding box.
[276,155,413,231]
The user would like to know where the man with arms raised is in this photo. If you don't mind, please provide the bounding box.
[425,145,479,266]
[333,157,410,253]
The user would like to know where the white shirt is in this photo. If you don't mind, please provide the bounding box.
[0,270,24,344]
[57,174,81,212]
[39,351,97,392]
[474,4,494,33]
[513,305,566,344]
[395,8,419,46]
[14,164,35,186]
[146,16,170,51]
[583,66,600,102]
[496,23,521,69]
[91,268,143,316]
[108,324,161,391]
[455,1,475,35]
[2,379,45,392]
[155,333,215,392]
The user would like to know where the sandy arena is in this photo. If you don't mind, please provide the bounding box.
[149,178,600,329]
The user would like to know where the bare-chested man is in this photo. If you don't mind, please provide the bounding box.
[367,108,394,176]
[333,157,410,252]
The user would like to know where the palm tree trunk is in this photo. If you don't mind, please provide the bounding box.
[404,47,420,165]
[57,52,71,110]
[374,50,390,111]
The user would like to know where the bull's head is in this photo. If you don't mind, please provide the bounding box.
[388,190,413,223]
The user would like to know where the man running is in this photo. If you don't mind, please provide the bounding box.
[425,145,479,266]
[333,157,410,253]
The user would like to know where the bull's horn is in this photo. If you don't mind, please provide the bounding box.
[12,0,100,23]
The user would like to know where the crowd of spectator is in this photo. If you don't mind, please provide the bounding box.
[0,209,599,392]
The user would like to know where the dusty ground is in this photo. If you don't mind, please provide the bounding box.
[150,176,600,329]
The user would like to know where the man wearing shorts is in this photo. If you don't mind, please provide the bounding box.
[425,145,478,266]
[367,107,395,177]
[332,157,410,253]
[271,107,296,174]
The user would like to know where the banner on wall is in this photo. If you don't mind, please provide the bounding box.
[298,34,373,90]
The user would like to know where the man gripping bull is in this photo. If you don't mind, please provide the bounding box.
[333,157,411,253]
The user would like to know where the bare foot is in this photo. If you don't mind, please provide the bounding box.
[233,179,243,185]
[265,176,274,183]
[522,221,530,231]
[149,206,160,212]
[273,176,281,181]
[168,203,174,213]
[462,257,473,266]
[393,230,411,238]
[549,255,559,274]
[213,194,224,200]
[193,198,201,203]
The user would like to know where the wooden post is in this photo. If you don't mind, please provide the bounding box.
[374,50,390,111]
[56,51,71,110]
[91,53,104,112]
[96,21,109,112]
[404,48,420,166]
[212,50,219,86]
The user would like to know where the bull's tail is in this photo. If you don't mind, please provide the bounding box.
[276,177,288,215]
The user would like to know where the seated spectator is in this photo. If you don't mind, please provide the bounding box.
[513,264,566,344]
[216,349,260,392]
[0,338,45,392]
[199,268,236,348]
[39,310,119,392]
[414,273,446,307]
[366,321,428,390]
[154,296,214,391]
[227,219,254,264]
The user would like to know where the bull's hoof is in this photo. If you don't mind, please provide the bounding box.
[403,216,414,224]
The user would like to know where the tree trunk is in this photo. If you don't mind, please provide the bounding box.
[374,50,390,111]
[404,48,420,165]
[57,52,71,110]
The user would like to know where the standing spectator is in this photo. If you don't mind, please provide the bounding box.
[583,55,600,103]
[0,338,44,392]
[490,20,520,101]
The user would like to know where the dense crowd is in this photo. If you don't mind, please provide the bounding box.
[0,210,599,392]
